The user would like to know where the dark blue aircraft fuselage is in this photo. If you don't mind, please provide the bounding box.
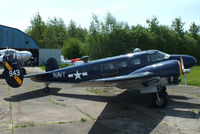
[30,50,196,84]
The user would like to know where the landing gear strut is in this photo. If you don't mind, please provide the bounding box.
[44,83,50,92]
[162,86,167,95]
[152,87,168,108]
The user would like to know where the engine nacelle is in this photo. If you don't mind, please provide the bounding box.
[131,60,182,77]
[167,76,181,85]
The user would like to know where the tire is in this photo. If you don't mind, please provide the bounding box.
[152,93,168,108]
[45,58,59,72]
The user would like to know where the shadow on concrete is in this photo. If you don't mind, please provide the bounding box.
[4,88,200,134]
[4,88,61,102]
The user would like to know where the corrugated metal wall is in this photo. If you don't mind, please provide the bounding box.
[39,49,61,66]
[0,25,39,49]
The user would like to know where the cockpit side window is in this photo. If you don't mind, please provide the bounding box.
[147,51,169,63]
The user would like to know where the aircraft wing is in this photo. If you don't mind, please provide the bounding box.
[74,71,160,90]
[92,72,153,82]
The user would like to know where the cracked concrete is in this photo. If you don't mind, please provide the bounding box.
[0,67,200,134]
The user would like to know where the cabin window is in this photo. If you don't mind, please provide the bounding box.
[118,61,127,68]
[131,58,141,65]
[101,62,118,75]
[92,66,98,71]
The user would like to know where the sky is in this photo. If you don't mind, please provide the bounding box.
[0,0,200,31]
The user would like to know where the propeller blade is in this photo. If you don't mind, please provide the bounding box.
[180,57,185,71]
[180,57,187,86]
[183,73,187,85]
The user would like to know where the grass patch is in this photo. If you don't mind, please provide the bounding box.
[80,118,87,122]
[180,66,200,86]
[86,88,107,95]
[161,121,168,126]
[196,95,200,98]
[15,124,28,128]
[58,121,66,124]
[39,66,45,70]
[86,88,99,94]
[39,64,71,71]
[15,122,35,128]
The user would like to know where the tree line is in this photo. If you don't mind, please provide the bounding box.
[26,12,200,63]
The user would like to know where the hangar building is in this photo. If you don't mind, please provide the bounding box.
[0,25,61,65]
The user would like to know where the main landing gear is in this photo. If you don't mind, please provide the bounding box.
[152,86,168,108]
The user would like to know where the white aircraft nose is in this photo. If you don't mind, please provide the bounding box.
[22,51,32,61]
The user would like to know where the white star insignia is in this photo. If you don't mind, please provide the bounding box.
[74,70,81,80]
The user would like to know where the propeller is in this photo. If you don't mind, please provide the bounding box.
[180,57,190,85]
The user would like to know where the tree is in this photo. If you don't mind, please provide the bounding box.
[67,20,88,42]
[102,12,117,33]
[25,12,200,64]
[146,16,159,33]
[62,38,83,59]
[189,22,200,40]
[26,12,47,48]
[171,17,185,37]
[43,27,59,48]
[46,17,68,47]
[87,14,103,59]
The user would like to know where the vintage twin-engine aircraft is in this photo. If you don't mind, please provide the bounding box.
[2,49,196,107]
[0,48,32,64]
[0,48,32,75]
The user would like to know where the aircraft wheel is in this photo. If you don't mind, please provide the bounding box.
[45,58,59,72]
[162,86,167,95]
[22,68,27,75]
[44,87,50,93]
[152,93,168,108]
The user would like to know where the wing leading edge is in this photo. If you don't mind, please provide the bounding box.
[92,72,154,82]
[74,71,160,90]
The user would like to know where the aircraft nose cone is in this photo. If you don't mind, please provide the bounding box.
[24,52,32,60]
[28,52,32,58]
[190,56,197,67]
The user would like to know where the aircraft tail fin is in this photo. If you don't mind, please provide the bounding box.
[3,56,24,88]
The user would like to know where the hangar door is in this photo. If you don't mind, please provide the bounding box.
[39,49,61,66]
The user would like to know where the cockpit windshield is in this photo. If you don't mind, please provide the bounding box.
[157,51,170,60]
[147,51,170,62]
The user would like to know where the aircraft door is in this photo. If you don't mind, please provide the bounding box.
[79,65,101,81]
